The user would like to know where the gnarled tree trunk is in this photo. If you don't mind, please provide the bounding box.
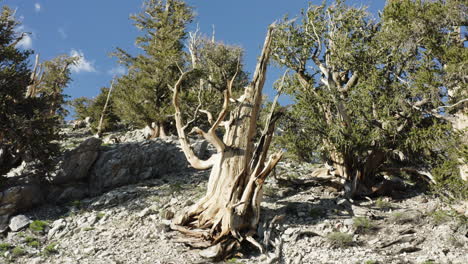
[171,25,282,259]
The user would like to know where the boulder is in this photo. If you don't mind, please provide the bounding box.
[0,176,43,217]
[191,140,209,159]
[51,137,102,185]
[121,128,147,142]
[0,215,9,233]
[56,184,89,203]
[88,140,188,195]
[9,214,31,232]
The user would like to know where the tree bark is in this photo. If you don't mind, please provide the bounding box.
[171,25,282,259]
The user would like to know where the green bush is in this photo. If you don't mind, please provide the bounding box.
[326,232,353,248]
[353,217,375,233]
[11,246,26,257]
[29,220,48,233]
[375,198,392,210]
[0,243,12,252]
[42,242,59,256]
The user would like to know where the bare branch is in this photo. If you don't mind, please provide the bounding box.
[250,70,288,175]
[435,98,468,111]
[209,55,241,133]
[26,54,43,98]
[183,88,203,130]
[172,69,217,170]
[199,109,214,125]
[339,71,358,93]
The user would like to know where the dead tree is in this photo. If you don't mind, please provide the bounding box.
[171,25,283,259]
[96,80,115,138]
[25,54,44,98]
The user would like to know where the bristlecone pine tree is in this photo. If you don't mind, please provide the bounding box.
[272,0,467,197]
[0,6,75,176]
[72,85,120,135]
[171,25,283,259]
[112,0,193,138]
[183,29,249,132]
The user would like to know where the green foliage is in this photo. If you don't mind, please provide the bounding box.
[181,36,249,132]
[29,220,48,233]
[389,211,421,225]
[11,246,25,258]
[0,243,11,252]
[430,210,451,225]
[25,237,40,248]
[429,209,467,226]
[71,86,120,133]
[112,0,193,130]
[420,261,437,264]
[326,232,353,248]
[42,242,58,256]
[272,0,467,196]
[111,0,249,135]
[96,212,105,220]
[375,198,392,210]
[38,54,77,119]
[431,156,468,201]
[353,217,375,233]
[0,5,76,177]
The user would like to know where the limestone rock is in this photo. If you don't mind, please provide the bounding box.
[9,214,31,232]
[52,137,102,185]
[88,140,188,195]
[0,176,43,217]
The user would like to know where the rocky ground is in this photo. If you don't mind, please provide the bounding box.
[0,130,467,264]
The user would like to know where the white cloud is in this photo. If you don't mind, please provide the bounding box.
[69,49,97,73]
[107,65,127,76]
[17,34,33,49]
[58,27,67,39]
[16,26,33,49]
[34,3,41,12]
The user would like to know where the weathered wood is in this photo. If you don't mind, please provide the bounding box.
[171,24,282,259]
[96,80,114,138]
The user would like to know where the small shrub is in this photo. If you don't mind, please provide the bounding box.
[0,243,12,252]
[29,220,48,233]
[28,241,40,248]
[227,258,241,263]
[353,217,375,233]
[389,211,420,224]
[169,183,183,193]
[24,236,40,248]
[69,200,82,207]
[263,185,282,198]
[449,236,464,248]
[375,198,392,210]
[364,261,379,264]
[96,212,105,220]
[430,210,451,225]
[11,246,26,258]
[326,232,353,248]
[83,227,94,231]
[42,242,59,256]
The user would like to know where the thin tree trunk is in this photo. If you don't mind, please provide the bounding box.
[96,80,114,138]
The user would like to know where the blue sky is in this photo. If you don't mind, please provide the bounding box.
[4,0,386,117]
